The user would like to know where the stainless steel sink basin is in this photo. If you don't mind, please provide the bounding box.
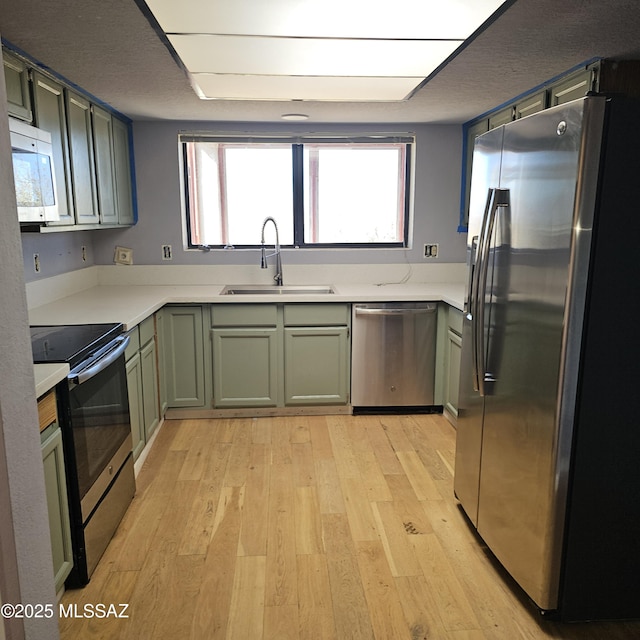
[221,284,335,295]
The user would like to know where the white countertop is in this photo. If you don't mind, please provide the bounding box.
[34,363,69,398]
[29,282,465,330]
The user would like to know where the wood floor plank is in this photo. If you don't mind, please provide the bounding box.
[295,485,324,555]
[238,443,270,556]
[324,551,375,639]
[313,458,346,515]
[264,604,300,640]
[396,449,443,502]
[265,462,298,606]
[370,500,421,578]
[363,416,405,475]
[292,441,316,486]
[355,539,414,640]
[307,417,334,460]
[297,554,336,640]
[226,555,267,640]
[411,532,482,633]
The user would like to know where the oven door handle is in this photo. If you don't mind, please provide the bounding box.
[68,335,130,385]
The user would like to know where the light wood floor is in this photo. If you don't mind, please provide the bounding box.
[59,414,640,639]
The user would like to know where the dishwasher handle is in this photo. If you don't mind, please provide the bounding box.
[354,305,436,316]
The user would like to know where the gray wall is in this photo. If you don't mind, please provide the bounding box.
[92,121,467,268]
[21,121,467,280]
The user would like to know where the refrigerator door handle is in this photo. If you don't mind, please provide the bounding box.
[473,188,510,396]
[471,188,495,393]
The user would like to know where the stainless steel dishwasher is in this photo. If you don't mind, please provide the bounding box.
[351,302,437,409]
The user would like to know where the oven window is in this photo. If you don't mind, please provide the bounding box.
[69,355,131,500]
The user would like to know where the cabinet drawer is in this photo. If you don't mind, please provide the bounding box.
[211,304,278,327]
[448,306,463,336]
[284,303,350,326]
[124,327,140,360]
[139,315,155,345]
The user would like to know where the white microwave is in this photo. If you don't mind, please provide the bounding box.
[9,117,59,223]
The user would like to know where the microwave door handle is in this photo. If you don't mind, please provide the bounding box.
[68,335,130,385]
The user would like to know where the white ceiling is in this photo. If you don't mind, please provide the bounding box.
[2,0,640,124]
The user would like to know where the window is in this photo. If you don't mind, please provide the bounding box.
[181,134,413,248]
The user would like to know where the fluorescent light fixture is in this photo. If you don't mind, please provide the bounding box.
[143,0,511,102]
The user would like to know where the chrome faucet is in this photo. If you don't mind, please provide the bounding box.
[260,216,283,286]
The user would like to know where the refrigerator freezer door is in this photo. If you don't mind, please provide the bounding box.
[454,126,504,526]
[475,100,590,610]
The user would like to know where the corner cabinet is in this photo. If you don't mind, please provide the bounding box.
[38,390,73,594]
[283,304,350,406]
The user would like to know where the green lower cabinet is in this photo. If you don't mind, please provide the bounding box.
[444,328,462,419]
[125,352,145,460]
[140,338,160,440]
[284,326,349,405]
[163,306,206,408]
[41,424,73,593]
[211,328,279,408]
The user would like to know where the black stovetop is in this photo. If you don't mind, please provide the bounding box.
[30,323,123,367]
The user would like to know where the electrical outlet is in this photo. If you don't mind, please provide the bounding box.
[81,245,87,262]
[33,253,40,273]
[162,245,173,260]
[424,243,439,258]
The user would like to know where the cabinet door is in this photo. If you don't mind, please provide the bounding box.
[549,69,593,106]
[112,117,135,225]
[3,51,32,121]
[126,352,145,460]
[212,328,278,408]
[140,338,160,440]
[92,106,118,224]
[32,71,74,224]
[515,91,546,120]
[284,326,349,405]
[444,328,462,421]
[155,309,168,415]
[41,425,73,593]
[164,306,206,407]
[66,91,99,224]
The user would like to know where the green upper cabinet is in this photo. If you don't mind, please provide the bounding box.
[92,106,118,225]
[112,117,135,225]
[66,90,100,225]
[31,71,74,224]
[549,68,593,106]
[4,45,136,230]
[3,50,32,121]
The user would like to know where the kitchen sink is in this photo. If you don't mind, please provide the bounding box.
[221,284,335,295]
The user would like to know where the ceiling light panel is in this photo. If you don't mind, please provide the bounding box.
[168,35,461,77]
[191,74,422,102]
[147,0,507,39]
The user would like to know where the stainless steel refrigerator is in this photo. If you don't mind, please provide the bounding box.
[455,94,640,622]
